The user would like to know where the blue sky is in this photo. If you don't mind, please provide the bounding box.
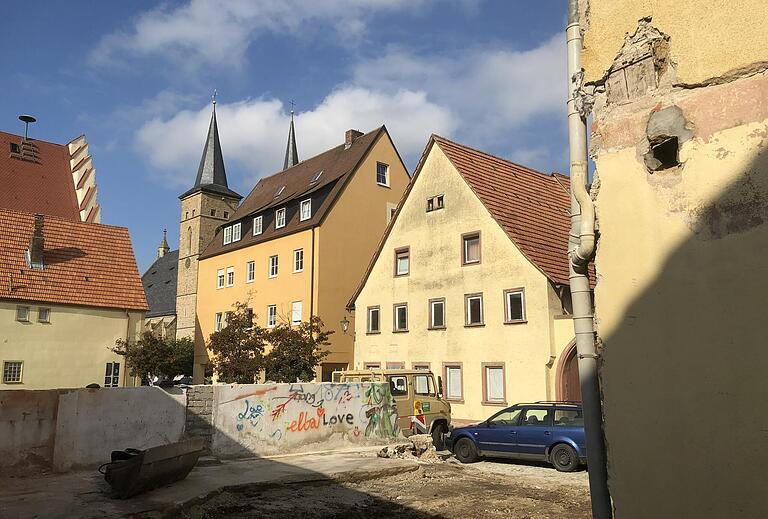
[1,0,569,272]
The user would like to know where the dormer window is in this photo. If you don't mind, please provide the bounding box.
[223,226,232,245]
[310,170,323,183]
[300,199,312,221]
[253,216,263,235]
[232,222,241,242]
[275,208,286,228]
[275,186,286,198]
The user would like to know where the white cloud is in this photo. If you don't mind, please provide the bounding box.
[135,87,455,188]
[91,0,436,69]
[352,34,565,143]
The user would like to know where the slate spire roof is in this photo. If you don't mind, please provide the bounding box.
[179,104,242,200]
[283,110,299,170]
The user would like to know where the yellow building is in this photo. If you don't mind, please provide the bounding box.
[196,127,409,381]
[0,209,147,389]
[581,1,768,517]
[348,136,579,422]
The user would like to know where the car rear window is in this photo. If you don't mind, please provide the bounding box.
[553,408,584,427]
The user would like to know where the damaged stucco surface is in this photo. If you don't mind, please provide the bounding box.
[581,0,768,85]
[584,4,768,518]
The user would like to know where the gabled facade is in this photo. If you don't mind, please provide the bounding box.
[0,209,147,389]
[195,127,409,381]
[349,136,578,421]
[0,130,101,222]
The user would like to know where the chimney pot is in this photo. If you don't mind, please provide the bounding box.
[345,129,363,148]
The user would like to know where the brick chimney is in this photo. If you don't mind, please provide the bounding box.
[345,129,363,149]
[28,214,45,269]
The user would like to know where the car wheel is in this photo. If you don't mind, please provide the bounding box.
[453,437,479,463]
[550,443,579,472]
[431,423,448,451]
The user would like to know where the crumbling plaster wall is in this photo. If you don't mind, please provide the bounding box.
[583,3,768,518]
[581,0,768,85]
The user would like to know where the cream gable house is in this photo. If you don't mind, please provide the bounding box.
[348,136,580,421]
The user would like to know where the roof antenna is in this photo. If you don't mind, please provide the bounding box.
[18,115,36,141]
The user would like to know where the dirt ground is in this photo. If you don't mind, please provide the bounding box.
[174,459,591,519]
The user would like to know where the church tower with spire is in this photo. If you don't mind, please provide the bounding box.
[283,107,299,169]
[176,95,242,360]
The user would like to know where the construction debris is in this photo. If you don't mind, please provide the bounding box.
[377,434,444,463]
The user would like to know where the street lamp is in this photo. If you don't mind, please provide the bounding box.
[340,317,350,334]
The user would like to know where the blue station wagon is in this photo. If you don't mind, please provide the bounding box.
[446,402,587,472]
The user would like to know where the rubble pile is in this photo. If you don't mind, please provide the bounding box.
[377,434,442,463]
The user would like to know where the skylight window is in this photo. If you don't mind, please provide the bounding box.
[275,186,286,198]
[310,170,323,183]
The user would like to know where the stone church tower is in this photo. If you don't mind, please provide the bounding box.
[176,101,242,372]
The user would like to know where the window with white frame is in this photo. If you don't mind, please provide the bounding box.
[445,364,463,400]
[232,222,241,242]
[269,255,279,277]
[223,311,231,328]
[465,293,484,326]
[245,308,254,327]
[16,305,30,322]
[223,226,233,245]
[300,199,312,221]
[291,301,303,325]
[216,269,225,289]
[226,266,234,287]
[215,312,223,331]
[393,303,408,332]
[253,216,263,235]
[293,249,304,272]
[504,289,526,323]
[484,364,505,403]
[426,195,445,212]
[394,248,409,276]
[376,162,389,186]
[3,361,23,384]
[246,261,255,282]
[275,186,285,198]
[462,232,481,265]
[367,306,380,333]
[275,208,286,228]
[429,299,445,329]
[38,307,50,323]
[267,305,277,327]
[104,362,120,387]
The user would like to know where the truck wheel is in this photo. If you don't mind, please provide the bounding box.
[431,422,448,451]
[454,437,479,463]
[550,443,579,472]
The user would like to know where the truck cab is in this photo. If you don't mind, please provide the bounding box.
[333,369,452,449]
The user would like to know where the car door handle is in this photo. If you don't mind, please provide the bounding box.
[544,431,551,436]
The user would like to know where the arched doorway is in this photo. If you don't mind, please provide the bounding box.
[556,340,582,402]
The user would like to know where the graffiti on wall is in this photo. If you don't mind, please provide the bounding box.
[214,383,400,456]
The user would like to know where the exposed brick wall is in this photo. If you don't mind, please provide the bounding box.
[184,385,214,452]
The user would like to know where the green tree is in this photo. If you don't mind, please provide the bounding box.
[207,301,267,383]
[111,332,194,384]
[264,316,332,382]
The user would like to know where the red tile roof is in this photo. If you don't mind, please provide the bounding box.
[0,131,81,220]
[349,135,583,309]
[200,126,393,260]
[0,208,148,311]
[432,135,574,286]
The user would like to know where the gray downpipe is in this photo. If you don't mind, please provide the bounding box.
[566,2,613,518]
